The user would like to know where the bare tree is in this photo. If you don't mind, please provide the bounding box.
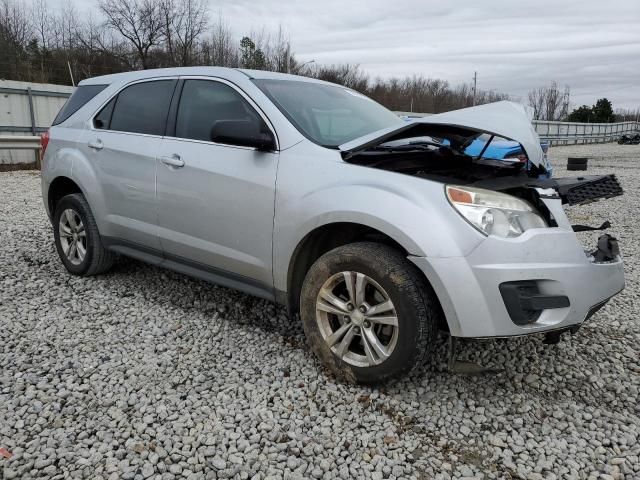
[160,0,208,66]
[98,0,164,69]
[261,26,292,73]
[2,0,519,114]
[527,87,545,120]
[30,0,50,50]
[204,14,237,67]
[1,0,31,47]
[0,0,32,77]
[55,0,80,51]
[26,0,51,80]
[528,82,570,120]
[614,107,640,123]
[76,12,134,73]
[309,63,368,91]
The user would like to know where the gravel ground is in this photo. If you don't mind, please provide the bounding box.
[1,143,639,480]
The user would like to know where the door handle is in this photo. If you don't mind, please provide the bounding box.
[160,154,185,168]
[88,139,103,151]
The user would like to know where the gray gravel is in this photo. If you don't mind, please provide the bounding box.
[1,143,639,480]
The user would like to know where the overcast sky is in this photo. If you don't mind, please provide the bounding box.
[66,0,640,110]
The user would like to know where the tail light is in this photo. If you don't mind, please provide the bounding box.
[40,130,50,164]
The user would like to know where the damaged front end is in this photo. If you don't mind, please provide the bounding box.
[342,101,625,339]
[341,101,623,237]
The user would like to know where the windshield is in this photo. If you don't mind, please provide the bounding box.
[253,79,402,148]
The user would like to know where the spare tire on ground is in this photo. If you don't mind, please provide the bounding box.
[567,157,588,171]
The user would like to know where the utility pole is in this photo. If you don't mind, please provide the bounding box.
[286,42,291,74]
[67,61,75,87]
[472,71,477,106]
[562,86,570,120]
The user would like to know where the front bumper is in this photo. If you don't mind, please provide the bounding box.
[410,228,625,338]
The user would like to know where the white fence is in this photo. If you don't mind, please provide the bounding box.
[533,120,639,145]
[397,111,639,145]
[0,80,74,166]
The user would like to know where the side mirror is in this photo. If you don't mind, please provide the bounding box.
[210,120,276,151]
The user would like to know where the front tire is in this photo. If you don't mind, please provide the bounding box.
[300,242,440,384]
[53,193,114,276]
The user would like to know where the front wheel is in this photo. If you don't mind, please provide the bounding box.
[300,242,441,384]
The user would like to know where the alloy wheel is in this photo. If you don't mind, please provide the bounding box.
[315,271,399,367]
[58,208,87,265]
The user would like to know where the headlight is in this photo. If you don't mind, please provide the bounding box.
[446,185,547,238]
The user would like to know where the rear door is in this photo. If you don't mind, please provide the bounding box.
[86,79,177,250]
[155,77,279,295]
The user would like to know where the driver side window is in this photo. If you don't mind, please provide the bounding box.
[175,80,264,143]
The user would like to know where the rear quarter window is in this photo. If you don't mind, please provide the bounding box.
[52,84,108,125]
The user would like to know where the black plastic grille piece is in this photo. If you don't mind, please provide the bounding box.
[562,174,623,205]
[500,281,542,326]
[500,280,571,326]
[584,299,609,323]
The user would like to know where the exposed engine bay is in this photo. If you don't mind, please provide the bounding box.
[342,123,623,211]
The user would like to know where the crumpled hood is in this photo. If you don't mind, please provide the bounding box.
[340,101,545,168]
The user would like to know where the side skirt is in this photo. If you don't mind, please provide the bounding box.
[102,236,276,302]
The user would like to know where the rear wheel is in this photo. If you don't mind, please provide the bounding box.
[300,242,440,384]
[53,193,114,276]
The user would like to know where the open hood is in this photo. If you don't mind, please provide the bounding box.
[340,101,545,168]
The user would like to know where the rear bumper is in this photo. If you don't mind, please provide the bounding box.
[410,228,625,338]
[41,175,52,220]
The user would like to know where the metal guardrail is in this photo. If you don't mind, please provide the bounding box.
[0,86,72,99]
[533,120,639,145]
[0,83,72,165]
[539,134,638,144]
[394,111,639,145]
[0,135,41,150]
[0,135,41,169]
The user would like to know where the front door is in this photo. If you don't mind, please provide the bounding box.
[156,78,279,294]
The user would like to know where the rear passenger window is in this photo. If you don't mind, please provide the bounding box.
[175,80,263,142]
[109,80,176,136]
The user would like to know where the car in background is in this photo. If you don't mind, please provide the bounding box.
[464,135,553,178]
[401,117,553,178]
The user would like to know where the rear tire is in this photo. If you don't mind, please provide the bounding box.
[53,193,114,276]
[300,242,440,384]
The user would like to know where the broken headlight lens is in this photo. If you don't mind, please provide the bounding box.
[446,185,547,238]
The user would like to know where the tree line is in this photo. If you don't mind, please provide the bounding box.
[1,0,635,120]
[525,81,636,123]
[0,0,508,113]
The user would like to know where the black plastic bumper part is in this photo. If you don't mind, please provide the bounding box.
[554,174,623,205]
[500,281,570,326]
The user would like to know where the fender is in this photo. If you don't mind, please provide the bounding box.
[41,147,77,218]
[41,126,104,220]
[272,149,486,293]
[56,129,112,236]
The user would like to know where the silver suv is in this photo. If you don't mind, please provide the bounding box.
[42,67,625,383]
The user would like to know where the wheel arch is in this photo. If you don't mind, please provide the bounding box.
[45,144,109,234]
[47,176,83,218]
[284,221,448,332]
